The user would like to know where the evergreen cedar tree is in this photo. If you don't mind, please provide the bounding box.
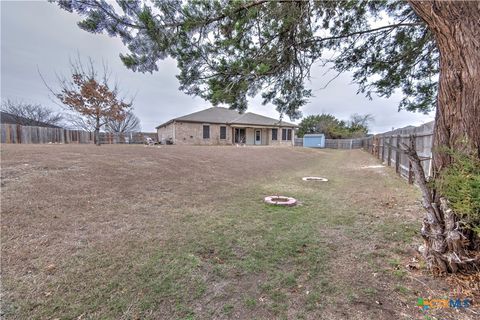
[55,0,479,273]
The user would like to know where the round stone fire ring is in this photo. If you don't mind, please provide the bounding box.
[264,196,297,207]
[302,177,328,182]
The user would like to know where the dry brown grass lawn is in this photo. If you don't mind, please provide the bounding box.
[1,144,477,319]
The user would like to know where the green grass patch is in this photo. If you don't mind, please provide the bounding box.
[222,304,234,315]
[243,296,257,308]
[376,220,418,243]
[395,285,410,295]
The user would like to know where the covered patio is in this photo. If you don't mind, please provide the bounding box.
[231,125,271,145]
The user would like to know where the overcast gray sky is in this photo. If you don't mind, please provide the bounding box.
[1,0,435,133]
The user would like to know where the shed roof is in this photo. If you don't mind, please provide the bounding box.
[303,134,325,137]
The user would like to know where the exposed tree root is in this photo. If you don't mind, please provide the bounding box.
[402,136,479,274]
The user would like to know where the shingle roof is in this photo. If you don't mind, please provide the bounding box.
[0,111,62,128]
[0,111,18,124]
[156,107,296,128]
[231,112,295,126]
[174,107,240,123]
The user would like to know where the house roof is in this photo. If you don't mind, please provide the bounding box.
[0,111,62,128]
[0,111,19,124]
[156,107,296,128]
[174,107,240,124]
[231,112,294,126]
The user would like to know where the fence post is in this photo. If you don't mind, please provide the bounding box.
[382,136,385,162]
[395,135,400,174]
[428,152,433,177]
[5,125,10,143]
[387,136,392,166]
[408,135,416,184]
[377,137,381,159]
[408,162,413,184]
[16,124,22,144]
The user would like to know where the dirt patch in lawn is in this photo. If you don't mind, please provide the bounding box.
[1,145,477,319]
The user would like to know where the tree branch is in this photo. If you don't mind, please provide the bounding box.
[304,22,422,45]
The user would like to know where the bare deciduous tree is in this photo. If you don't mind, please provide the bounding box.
[1,99,63,127]
[349,113,374,135]
[62,113,96,131]
[43,56,133,145]
[350,114,374,128]
[105,111,141,134]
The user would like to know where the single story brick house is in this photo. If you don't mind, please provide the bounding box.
[156,107,296,146]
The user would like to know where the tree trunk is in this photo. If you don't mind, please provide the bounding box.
[95,116,101,146]
[409,0,480,168]
[407,0,480,273]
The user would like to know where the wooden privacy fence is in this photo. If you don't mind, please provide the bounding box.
[295,137,366,149]
[98,132,156,144]
[325,138,365,149]
[362,121,434,182]
[1,124,156,144]
[1,124,94,144]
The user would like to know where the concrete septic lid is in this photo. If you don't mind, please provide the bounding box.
[361,165,385,169]
[302,177,328,182]
[264,196,297,207]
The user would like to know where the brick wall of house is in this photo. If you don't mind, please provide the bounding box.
[157,122,175,143]
[158,121,295,146]
[269,127,295,146]
[174,122,232,145]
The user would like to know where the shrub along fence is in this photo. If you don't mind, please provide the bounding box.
[362,121,434,182]
[0,124,155,144]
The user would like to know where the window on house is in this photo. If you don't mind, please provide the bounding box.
[220,126,226,139]
[282,128,292,141]
[203,125,210,139]
[272,128,278,140]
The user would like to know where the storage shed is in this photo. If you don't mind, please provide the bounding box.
[303,133,325,148]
